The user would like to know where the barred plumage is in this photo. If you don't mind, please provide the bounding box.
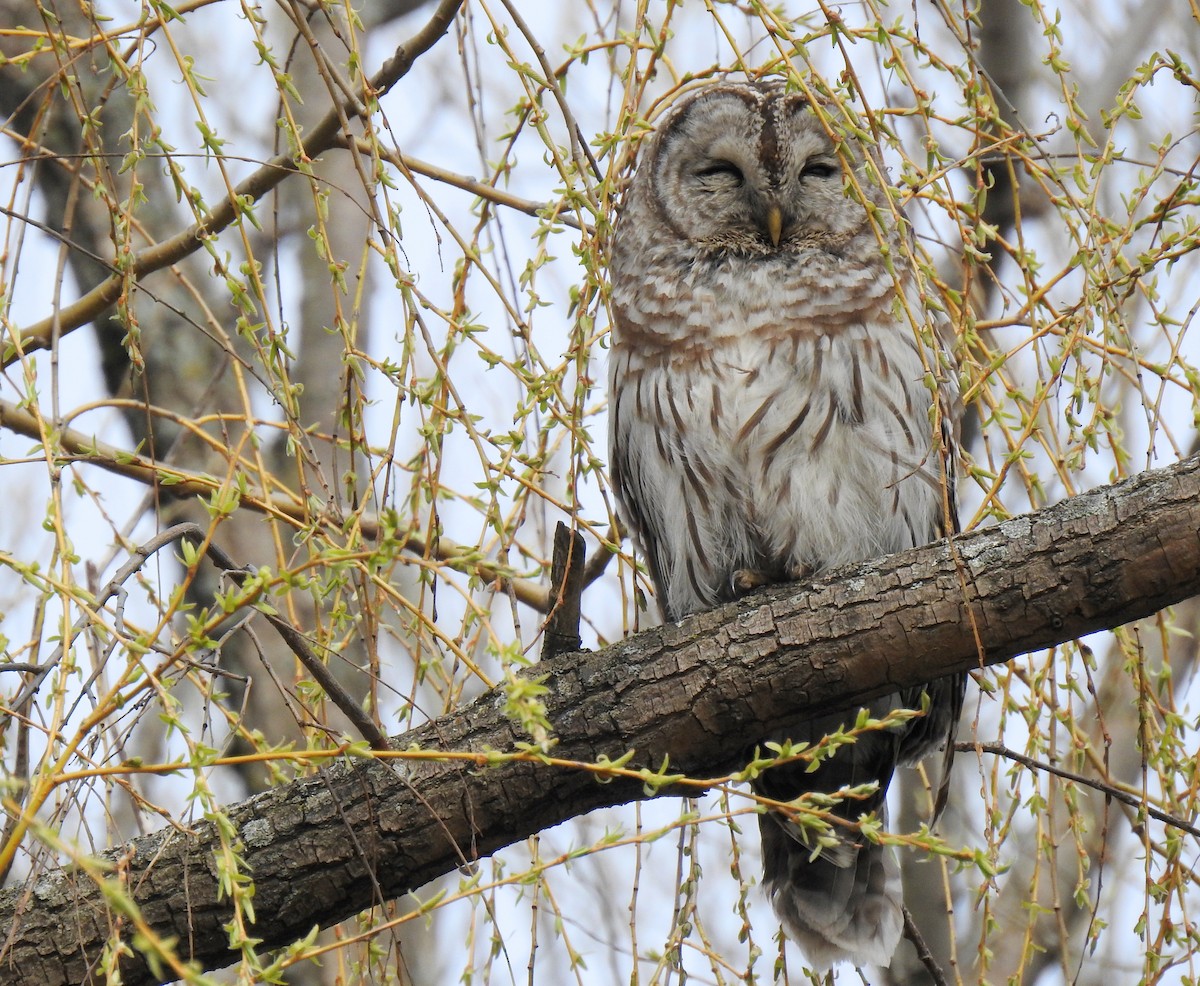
[607,81,965,970]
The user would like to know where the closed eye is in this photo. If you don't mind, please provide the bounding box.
[695,161,744,184]
[801,160,838,180]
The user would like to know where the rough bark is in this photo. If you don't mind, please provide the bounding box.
[3,453,1200,986]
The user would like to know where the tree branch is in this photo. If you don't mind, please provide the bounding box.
[0,396,554,612]
[964,741,1200,839]
[4,0,467,364]
[3,454,1200,986]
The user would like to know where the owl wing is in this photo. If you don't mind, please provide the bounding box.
[607,344,683,621]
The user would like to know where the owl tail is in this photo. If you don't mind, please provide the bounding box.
[759,808,903,970]
[754,714,909,971]
[756,682,963,969]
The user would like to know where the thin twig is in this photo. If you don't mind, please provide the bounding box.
[6,0,468,363]
[187,533,390,753]
[348,142,587,231]
[4,524,204,712]
[902,906,950,986]
[0,523,207,883]
[963,741,1200,838]
[0,396,552,612]
[581,522,622,591]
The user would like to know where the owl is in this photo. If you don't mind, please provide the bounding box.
[607,81,966,970]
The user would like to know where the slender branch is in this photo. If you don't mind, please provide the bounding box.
[0,396,553,612]
[5,0,467,364]
[189,532,391,753]
[902,906,951,986]
[0,523,204,884]
[965,741,1200,839]
[349,141,587,231]
[581,521,622,590]
[4,523,203,715]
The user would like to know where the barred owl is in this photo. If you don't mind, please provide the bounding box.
[607,81,965,970]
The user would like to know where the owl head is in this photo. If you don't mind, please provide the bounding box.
[628,82,892,256]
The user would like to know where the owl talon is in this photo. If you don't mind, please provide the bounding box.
[787,562,812,582]
[732,569,772,595]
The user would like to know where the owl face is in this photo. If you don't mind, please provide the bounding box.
[640,84,880,255]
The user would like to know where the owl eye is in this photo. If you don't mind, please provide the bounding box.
[694,161,744,185]
[801,161,838,180]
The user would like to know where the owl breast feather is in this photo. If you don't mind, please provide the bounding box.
[610,271,944,618]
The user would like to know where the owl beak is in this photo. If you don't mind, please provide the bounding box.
[765,205,783,247]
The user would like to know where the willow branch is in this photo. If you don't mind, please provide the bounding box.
[5,0,467,363]
[0,396,553,611]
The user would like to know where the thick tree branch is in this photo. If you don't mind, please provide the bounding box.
[3,454,1200,986]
